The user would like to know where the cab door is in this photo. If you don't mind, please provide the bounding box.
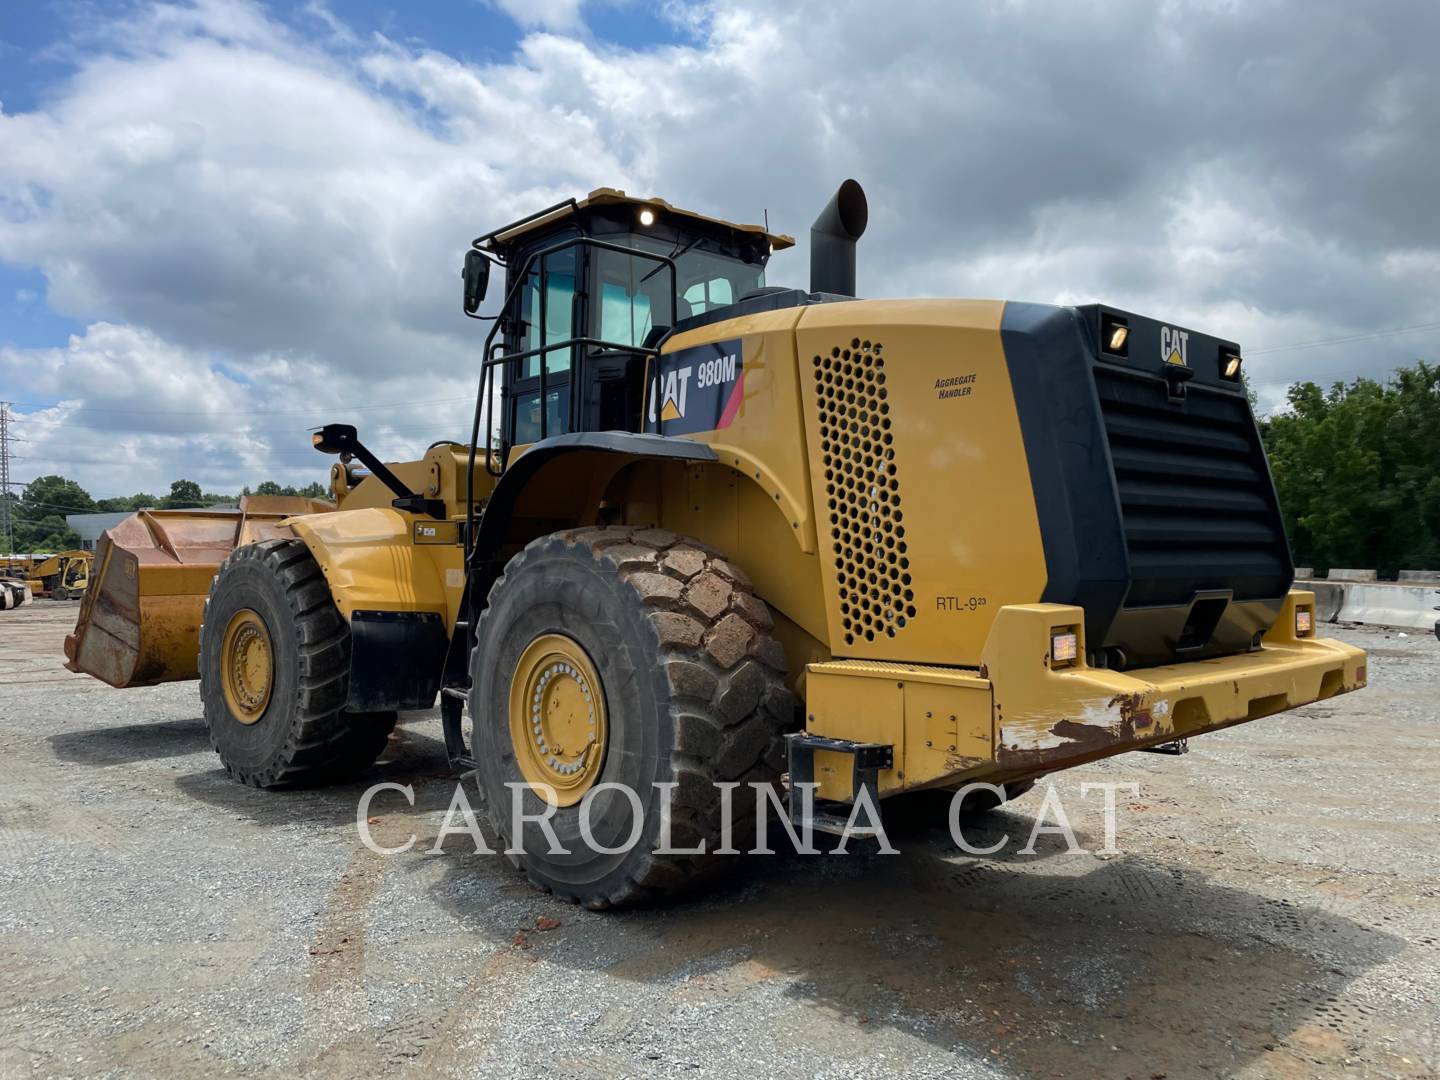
[506,241,581,445]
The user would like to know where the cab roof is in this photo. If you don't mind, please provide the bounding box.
[474,187,796,255]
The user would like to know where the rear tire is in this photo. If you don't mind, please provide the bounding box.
[471,527,794,909]
[199,538,396,788]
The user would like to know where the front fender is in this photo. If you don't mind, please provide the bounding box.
[470,431,717,566]
[287,506,452,711]
[287,506,451,621]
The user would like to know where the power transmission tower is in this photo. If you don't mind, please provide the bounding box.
[0,402,13,556]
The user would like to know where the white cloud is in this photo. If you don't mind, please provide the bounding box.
[1,0,1438,494]
[491,0,587,33]
[0,322,476,496]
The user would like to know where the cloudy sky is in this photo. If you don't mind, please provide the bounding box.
[2,0,1438,500]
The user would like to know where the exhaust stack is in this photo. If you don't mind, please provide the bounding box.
[810,179,868,296]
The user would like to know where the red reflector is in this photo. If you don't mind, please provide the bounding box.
[1356,666,1367,684]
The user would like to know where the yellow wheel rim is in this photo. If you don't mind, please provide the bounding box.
[508,633,608,807]
[220,608,274,725]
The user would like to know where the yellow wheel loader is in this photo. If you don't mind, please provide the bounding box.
[66,181,1366,907]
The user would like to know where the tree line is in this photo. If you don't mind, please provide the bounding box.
[3,476,327,553]
[1261,360,1440,576]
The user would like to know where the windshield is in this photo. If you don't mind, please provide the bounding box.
[594,234,765,346]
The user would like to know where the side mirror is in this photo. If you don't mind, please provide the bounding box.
[311,423,357,455]
[462,250,491,314]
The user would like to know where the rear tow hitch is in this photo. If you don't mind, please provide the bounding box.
[785,733,892,837]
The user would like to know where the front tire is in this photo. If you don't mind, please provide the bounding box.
[471,527,794,908]
[199,539,395,788]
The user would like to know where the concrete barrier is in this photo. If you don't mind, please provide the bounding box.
[1335,581,1440,631]
[1326,568,1378,582]
[1399,570,1440,584]
[1294,566,1315,580]
[1308,581,1346,623]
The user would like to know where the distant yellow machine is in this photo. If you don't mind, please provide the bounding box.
[67,181,1365,908]
[27,550,91,600]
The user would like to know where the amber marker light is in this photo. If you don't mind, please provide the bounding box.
[1051,629,1079,666]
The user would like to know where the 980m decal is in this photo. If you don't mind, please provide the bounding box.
[644,338,744,436]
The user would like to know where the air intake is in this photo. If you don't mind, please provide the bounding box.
[813,338,914,644]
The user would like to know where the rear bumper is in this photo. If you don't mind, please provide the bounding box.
[993,630,1363,774]
[802,590,1365,799]
[987,591,1364,777]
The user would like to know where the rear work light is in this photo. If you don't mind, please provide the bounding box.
[1050,629,1079,666]
[1101,314,1129,356]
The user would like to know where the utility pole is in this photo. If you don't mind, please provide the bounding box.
[0,402,13,556]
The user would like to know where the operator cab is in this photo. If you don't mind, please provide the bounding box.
[464,189,793,461]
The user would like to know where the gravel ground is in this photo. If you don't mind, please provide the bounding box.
[0,602,1437,1079]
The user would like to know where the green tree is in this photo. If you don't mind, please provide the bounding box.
[19,475,94,517]
[13,476,92,552]
[1263,361,1440,574]
[248,480,326,499]
[162,478,204,509]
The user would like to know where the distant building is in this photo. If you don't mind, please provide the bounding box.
[66,507,238,551]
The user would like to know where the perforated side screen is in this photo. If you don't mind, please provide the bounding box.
[812,338,916,644]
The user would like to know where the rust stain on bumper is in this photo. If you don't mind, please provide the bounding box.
[996,691,1163,772]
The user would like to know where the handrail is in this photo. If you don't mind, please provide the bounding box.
[464,236,678,564]
[471,197,579,251]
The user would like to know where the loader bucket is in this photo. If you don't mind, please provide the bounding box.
[64,497,333,688]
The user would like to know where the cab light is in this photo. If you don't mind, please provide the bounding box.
[1295,608,1313,635]
[1051,629,1079,666]
[638,208,656,227]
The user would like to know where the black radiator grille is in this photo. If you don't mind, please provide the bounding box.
[1093,363,1292,608]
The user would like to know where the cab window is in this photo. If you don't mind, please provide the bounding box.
[593,244,672,348]
[519,248,577,377]
[682,277,734,315]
